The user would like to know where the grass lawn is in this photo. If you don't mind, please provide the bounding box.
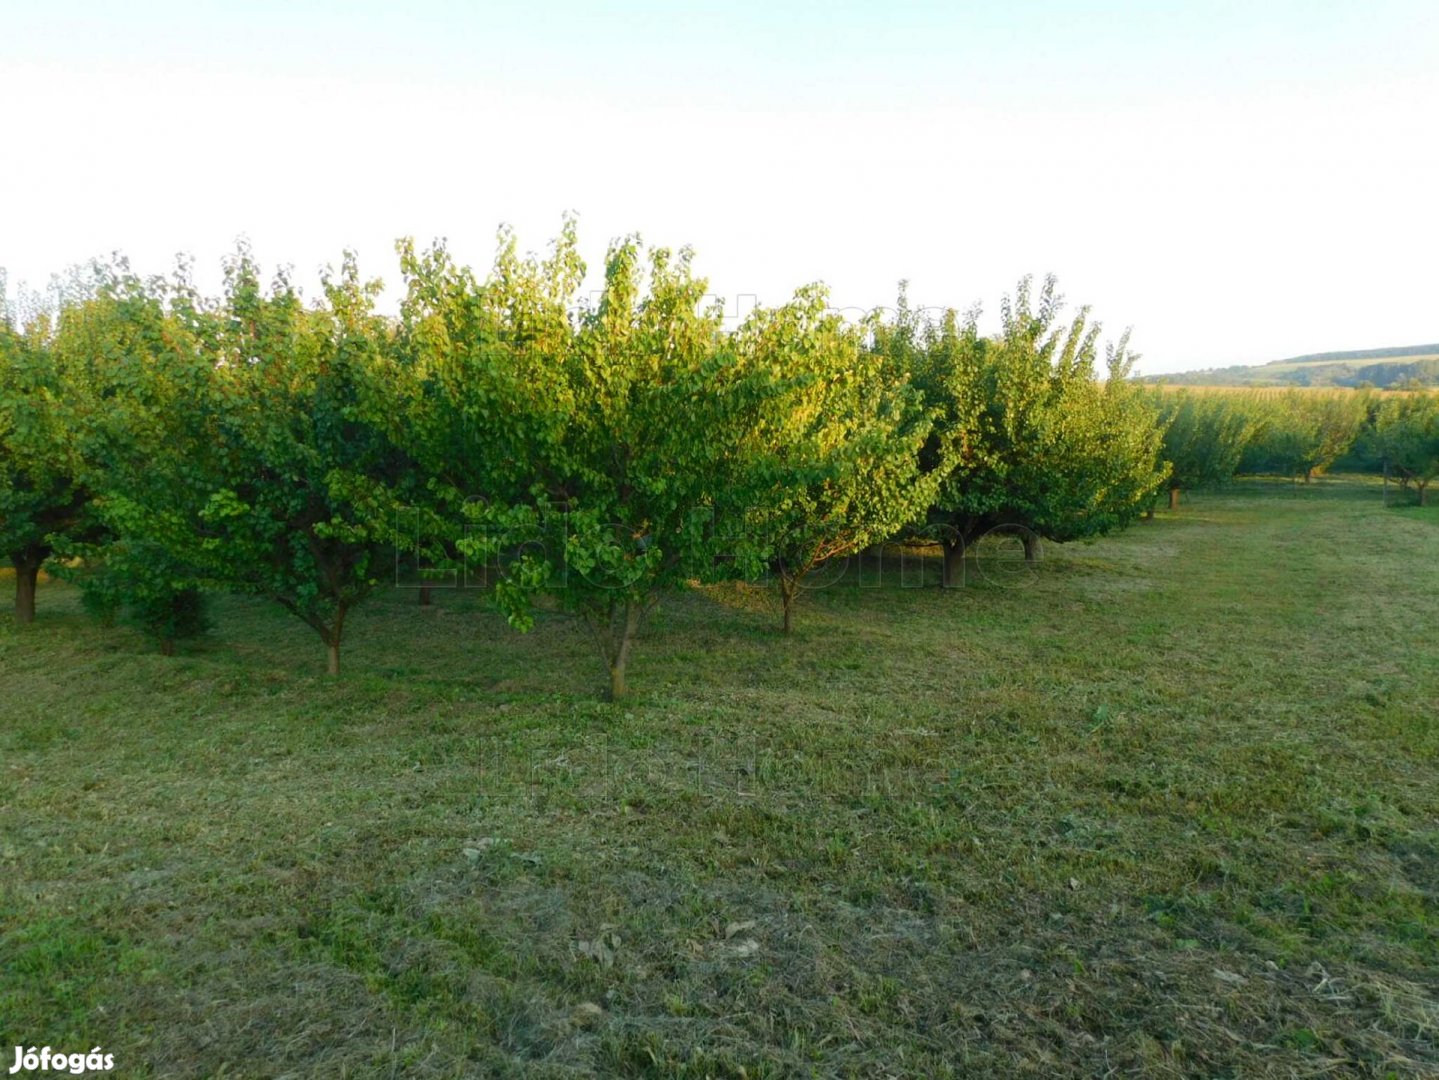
[2,476,1436,1077]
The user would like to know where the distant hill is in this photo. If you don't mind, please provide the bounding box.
[1138,343,1439,388]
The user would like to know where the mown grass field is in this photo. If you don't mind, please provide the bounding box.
[2,477,1437,1077]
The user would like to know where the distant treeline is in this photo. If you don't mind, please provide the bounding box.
[1138,345,1439,389]
[1271,343,1439,366]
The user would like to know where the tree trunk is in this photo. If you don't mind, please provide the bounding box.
[418,585,432,607]
[941,539,963,589]
[605,601,642,701]
[1421,483,1429,508]
[160,638,176,657]
[1022,533,1039,566]
[1168,487,1180,511]
[13,552,41,624]
[779,577,797,634]
[325,604,347,677]
[1304,468,1314,484]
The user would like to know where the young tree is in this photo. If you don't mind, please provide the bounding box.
[380,224,586,600]
[868,287,979,586]
[1155,390,1258,509]
[38,250,419,673]
[1305,393,1371,481]
[737,285,938,632]
[40,258,226,649]
[1372,394,1439,505]
[880,276,1165,585]
[460,236,778,699]
[193,248,408,676]
[1240,391,1367,482]
[0,300,95,623]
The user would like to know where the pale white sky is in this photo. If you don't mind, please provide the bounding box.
[2,0,1436,374]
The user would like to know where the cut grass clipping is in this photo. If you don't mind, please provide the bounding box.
[2,476,1436,1076]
